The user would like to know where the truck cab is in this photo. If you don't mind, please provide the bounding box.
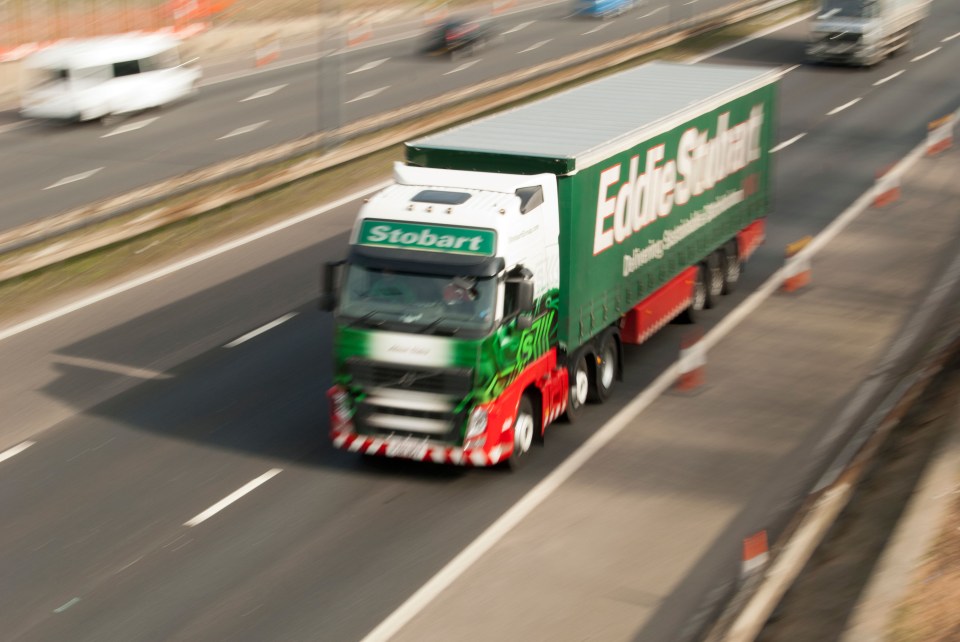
[323,163,565,466]
[806,0,929,66]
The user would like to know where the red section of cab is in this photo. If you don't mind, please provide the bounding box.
[737,218,765,261]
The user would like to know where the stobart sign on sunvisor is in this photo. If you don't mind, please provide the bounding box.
[592,104,765,259]
[358,220,496,256]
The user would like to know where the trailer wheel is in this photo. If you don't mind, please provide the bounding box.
[721,241,741,295]
[705,253,724,308]
[563,353,590,422]
[678,263,707,324]
[504,395,537,471]
[589,330,618,403]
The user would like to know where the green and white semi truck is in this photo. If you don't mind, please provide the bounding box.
[321,61,780,467]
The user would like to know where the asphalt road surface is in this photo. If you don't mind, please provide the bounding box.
[1,1,959,640]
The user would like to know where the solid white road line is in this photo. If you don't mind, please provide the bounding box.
[0,440,35,464]
[347,59,389,75]
[444,60,480,75]
[874,70,904,86]
[827,98,861,115]
[501,21,533,36]
[910,47,941,62]
[770,133,805,153]
[0,181,390,344]
[518,39,550,54]
[240,84,288,102]
[184,468,283,527]
[224,313,297,348]
[218,121,269,140]
[943,32,960,43]
[43,168,103,190]
[346,86,389,104]
[101,117,159,138]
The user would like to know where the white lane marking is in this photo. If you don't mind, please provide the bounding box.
[218,121,269,140]
[910,47,941,62]
[683,0,697,4]
[346,86,389,104]
[770,133,805,153]
[55,355,173,380]
[53,597,80,613]
[501,21,533,36]
[43,167,103,190]
[943,32,960,43]
[0,440,35,464]
[239,84,288,102]
[687,10,815,63]
[782,64,801,74]
[101,117,159,138]
[0,181,390,344]
[637,6,666,19]
[583,23,611,35]
[360,115,946,642]
[518,39,550,54]
[874,70,904,86]
[346,58,389,75]
[224,312,297,348]
[827,98,861,116]
[184,468,282,527]
[444,60,480,75]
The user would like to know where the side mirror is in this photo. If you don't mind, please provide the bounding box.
[319,260,346,311]
[515,279,534,315]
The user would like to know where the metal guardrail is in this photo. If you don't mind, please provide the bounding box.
[0,0,804,282]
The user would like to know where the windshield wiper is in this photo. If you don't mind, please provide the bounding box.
[346,310,386,328]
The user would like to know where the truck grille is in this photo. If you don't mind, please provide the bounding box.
[345,358,473,440]
[346,359,472,396]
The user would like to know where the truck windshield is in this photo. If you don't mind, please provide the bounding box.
[820,0,872,18]
[338,266,497,336]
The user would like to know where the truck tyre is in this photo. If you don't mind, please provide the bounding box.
[678,263,707,324]
[721,241,741,295]
[505,395,537,471]
[589,330,618,403]
[563,353,590,422]
[704,253,724,308]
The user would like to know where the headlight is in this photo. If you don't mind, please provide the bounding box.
[465,407,488,439]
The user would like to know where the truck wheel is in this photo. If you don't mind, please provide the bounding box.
[563,353,590,422]
[721,241,741,295]
[505,395,537,471]
[705,253,724,308]
[588,330,618,403]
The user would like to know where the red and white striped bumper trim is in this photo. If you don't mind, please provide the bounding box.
[331,430,508,467]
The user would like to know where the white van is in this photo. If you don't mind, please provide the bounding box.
[20,34,201,122]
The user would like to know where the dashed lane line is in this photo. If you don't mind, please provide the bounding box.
[770,133,805,153]
[43,167,103,190]
[101,117,159,138]
[827,98,861,116]
[224,313,297,348]
[518,39,551,54]
[239,85,288,102]
[347,58,389,75]
[0,440,35,464]
[346,86,390,104]
[217,121,269,140]
[184,468,283,527]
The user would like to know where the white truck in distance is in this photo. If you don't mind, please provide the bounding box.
[806,0,929,66]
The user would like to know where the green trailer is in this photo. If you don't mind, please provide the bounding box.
[324,61,780,467]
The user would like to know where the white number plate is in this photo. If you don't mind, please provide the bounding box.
[385,437,428,460]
